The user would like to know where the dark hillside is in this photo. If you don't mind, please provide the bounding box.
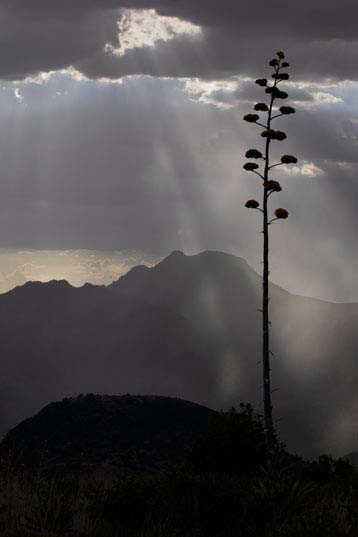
[2,394,214,474]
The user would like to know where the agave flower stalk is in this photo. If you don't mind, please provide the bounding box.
[243,51,297,451]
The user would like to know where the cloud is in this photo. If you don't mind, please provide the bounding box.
[183,79,344,110]
[0,2,358,83]
[184,78,239,108]
[281,161,324,177]
[13,88,23,102]
[311,92,343,105]
[105,8,201,57]
[0,2,354,303]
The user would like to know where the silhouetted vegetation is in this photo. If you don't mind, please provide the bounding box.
[243,51,297,449]
[186,404,267,476]
[1,403,358,536]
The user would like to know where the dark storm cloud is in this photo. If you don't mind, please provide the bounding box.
[0,6,119,80]
[1,1,358,81]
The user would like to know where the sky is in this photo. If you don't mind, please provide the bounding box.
[0,0,357,302]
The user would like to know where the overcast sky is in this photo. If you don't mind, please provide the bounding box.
[0,0,356,301]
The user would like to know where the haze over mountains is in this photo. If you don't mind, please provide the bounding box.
[0,250,357,458]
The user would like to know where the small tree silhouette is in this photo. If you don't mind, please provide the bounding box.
[243,51,297,451]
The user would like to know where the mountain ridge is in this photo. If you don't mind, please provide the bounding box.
[3,250,354,308]
[0,249,356,458]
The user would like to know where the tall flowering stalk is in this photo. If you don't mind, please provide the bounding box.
[243,51,297,451]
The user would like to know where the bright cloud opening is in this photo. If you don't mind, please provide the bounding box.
[282,161,324,177]
[13,88,23,102]
[184,78,239,109]
[105,9,202,57]
[311,91,343,105]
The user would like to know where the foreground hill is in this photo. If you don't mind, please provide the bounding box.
[0,250,357,457]
[2,394,214,474]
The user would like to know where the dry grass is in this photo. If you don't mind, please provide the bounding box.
[1,456,358,537]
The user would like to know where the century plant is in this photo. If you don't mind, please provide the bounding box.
[243,51,297,451]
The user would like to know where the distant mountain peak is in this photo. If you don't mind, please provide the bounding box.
[162,249,250,267]
[127,264,151,275]
[169,250,186,258]
[7,279,73,296]
[157,250,186,265]
[25,279,72,288]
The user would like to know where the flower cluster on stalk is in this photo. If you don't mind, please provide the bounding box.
[242,51,297,222]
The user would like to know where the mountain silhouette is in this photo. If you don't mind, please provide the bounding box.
[0,250,356,457]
